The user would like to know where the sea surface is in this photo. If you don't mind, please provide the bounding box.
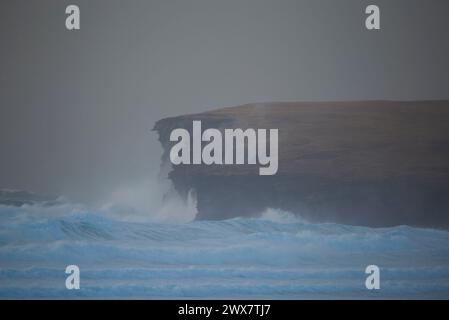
[1,203,449,299]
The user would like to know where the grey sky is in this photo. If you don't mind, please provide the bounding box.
[1,0,448,203]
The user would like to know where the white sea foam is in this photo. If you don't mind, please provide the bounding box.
[0,201,449,299]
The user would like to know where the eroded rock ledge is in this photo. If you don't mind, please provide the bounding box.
[154,101,449,229]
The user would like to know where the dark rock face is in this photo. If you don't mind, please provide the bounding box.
[154,101,449,229]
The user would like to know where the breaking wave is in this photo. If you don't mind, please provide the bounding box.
[1,201,449,299]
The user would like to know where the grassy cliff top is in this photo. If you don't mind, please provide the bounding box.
[154,100,449,181]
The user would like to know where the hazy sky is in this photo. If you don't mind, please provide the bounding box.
[1,0,449,203]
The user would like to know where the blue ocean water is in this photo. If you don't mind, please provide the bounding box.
[1,203,449,299]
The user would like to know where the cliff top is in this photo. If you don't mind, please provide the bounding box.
[154,100,449,181]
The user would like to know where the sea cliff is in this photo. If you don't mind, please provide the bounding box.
[154,101,449,228]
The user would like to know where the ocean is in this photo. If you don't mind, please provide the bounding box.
[1,203,449,299]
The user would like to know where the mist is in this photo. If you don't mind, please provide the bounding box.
[1,0,449,204]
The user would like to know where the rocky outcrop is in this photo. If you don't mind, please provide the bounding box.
[154,101,449,229]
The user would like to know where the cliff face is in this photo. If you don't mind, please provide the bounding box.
[154,101,449,229]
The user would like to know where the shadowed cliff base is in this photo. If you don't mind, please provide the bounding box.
[154,101,449,229]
